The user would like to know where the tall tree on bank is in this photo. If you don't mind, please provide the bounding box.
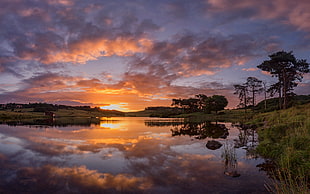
[246,77,263,108]
[262,81,268,110]
[257,51,309,109]
[233,84,248,110]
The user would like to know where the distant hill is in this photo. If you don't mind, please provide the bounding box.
[0,103,125,119]
[126,106,183,117]
[255,95,310,112]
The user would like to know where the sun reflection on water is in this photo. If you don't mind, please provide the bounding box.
[100,122,122,129]
[99,118,126,130]
[0,118,269,193]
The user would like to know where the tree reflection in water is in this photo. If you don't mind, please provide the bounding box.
[167,121,262,178]
[168,121,242,177]
[233,124,260,159]
[0,118,269,193]
[170,121,229,140]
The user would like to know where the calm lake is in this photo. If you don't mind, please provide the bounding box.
[0,117,269,193]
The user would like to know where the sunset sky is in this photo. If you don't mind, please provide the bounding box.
[0,0,309,111]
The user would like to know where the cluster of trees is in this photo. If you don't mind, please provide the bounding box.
[234,51,309,110]
[171,94,228,114]
[234,77,264,109]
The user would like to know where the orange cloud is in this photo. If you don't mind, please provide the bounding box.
[242,68,258,72]
[16,165,152,192]
[47,0,74,6]
[44,37,153,64]
[261,70,271,75]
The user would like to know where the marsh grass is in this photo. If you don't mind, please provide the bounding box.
[254,103,310,192]
[221,143,237,163]
[265,161,309,194]
[221,143,240,177]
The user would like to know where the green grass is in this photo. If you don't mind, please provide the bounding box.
[265,162,309,194]
[252,103,310,192]
[0,107,124,121]
[0,109,45,120]
[167,109,255,124]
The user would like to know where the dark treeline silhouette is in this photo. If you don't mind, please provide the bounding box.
[1,103,91,111]
[144,106,183,117]
[171,94,228,114]
[0,102,124,115]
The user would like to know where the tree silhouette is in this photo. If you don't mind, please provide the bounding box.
[172,94,228,113]
[171,98,199,113]
[206,95,228,114]
[262,81,268,110]
[234,77,263,110]
[233,84,248,110]
[257,51,309,109]
[245,77,263,108]
[195,94,209,112]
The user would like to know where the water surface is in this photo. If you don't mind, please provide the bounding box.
[0,117,269,193]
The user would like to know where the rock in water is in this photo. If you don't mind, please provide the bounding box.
[206,140,222,150]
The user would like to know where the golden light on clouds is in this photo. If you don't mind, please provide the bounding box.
[0,0,309,110]
[44,37,153,64]
[100,103,129,111]
[242,67,258,71]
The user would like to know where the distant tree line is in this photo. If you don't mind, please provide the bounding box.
[0,103,92,112]
[234,51,309,110]
[171,94,228,114]
[0,103,123,113]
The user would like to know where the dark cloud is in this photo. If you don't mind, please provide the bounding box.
[0,0,160,76]
[205,0,310,31]
[0,28,280,107]
[122,32,279,98]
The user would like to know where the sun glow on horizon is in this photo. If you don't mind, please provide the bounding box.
[100,103,128,111]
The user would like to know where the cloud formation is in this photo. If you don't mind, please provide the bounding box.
[0,0,309,109]
[207,0,310,31]
[2,165,151,193]
[0,122,268,193]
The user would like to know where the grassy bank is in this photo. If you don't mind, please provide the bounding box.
[251,103,310,192]
[0,109,45,120]
[0,107,124,121]
[127,108,255,123]
[172,109,254,123]
[169,103,310,191]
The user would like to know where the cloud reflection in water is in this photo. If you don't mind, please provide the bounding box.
[0,118,268,193]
